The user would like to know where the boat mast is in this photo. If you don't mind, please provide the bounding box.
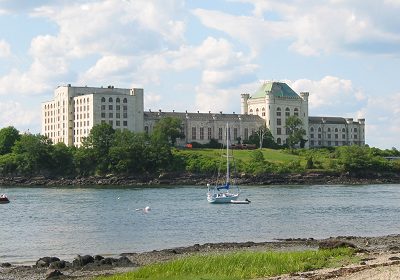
[226,123,229,185]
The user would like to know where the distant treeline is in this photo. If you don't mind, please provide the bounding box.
[0,119,399,177]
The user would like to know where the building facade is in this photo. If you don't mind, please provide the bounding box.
[42,85,144,146]
[42,82,365,148]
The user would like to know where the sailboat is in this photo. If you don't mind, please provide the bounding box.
[207,123,247,204]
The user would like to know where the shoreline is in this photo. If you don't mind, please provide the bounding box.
[1,171,400,187]
[2,234,400,279]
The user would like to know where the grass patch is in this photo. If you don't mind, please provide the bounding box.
[95,248,357,280]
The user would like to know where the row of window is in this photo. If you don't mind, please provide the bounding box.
[310,133,358,139]
[101,120,128,127]
[310,127,358,133]
[310,140,359,146]
[101,105,127,111]
[101,112,128,118]
[101,97,128,103]
[190,127,251,141]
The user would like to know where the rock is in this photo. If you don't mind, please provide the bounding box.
[49,260,66,269]
[36,257,60,268]
[99,257,114,266]
[117,256,133,266]
[318,240,356,250]
[389,256,400,261]
[73,254,95,267]
[1,262,11,267]
[46,269,63,279]
[94,255,104,261]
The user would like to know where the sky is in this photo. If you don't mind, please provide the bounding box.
[0,0,399,149]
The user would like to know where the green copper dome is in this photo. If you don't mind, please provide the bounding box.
[251,82,301,99]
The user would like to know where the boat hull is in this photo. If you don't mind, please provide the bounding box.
[207,193,239,204]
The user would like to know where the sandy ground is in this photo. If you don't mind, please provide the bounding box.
[1,235,400,279]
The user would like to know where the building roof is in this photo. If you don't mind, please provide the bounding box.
[309,116,361,125]
[251,82,301,99]
[144,111,264,122]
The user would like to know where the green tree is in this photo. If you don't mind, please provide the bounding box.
[108,130,148,174]
[0,126,20,155]
[247,125,276,148]
[12,134,53,175]
[152,117,184,146]
[82,123,116,174]
[50,142,74,175]
[285,116,306,150]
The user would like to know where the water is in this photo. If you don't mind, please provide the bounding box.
[1,184,400,264]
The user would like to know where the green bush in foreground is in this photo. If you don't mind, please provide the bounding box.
[95,248,357,280]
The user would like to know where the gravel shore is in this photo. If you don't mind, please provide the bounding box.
[2,234,400,279]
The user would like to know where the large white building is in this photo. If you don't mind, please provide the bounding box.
[42,85,144,146]
[42,82,365,148]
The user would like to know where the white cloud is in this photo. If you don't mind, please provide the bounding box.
[195,0,400,56]
[79,55,132,85]
[0,100,39,131]
[0,39,11,58]
[361,92,400,148]
[290,76,367,116]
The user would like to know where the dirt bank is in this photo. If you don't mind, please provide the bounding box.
[2,235,400,279]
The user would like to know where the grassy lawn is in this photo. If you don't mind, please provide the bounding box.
[94,248,357,280]
[175,148,302,164]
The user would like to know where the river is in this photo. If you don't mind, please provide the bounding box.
[0,184,399,264]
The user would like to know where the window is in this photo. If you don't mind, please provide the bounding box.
[310,127,314,132]
[116,120,120,126]
[200,127,204,140]
[277,138,281,145]
[218,127,223,140]
[327,128,331,132]
[318,127,322,132]
[277,118,281,126]
[335,134,338,139]
[116,113,120,118]
[354,134,358,139]
[123,106,127,111]
[342,128,346,132]
[116,105,120,110]
[123,121,127,126]
[262,108,265,116]
[108,105,113,110]
[285,107,290,116]
[294,108,299,116]
[256,108,259,115]
[234,128,238,140]
[123,113,127,118]
[249,109,253,115]
[277,128,281,135]
[123,98,127,103]
[208,127,212,140]
[109,97,113,102]
[327,134,331,139]
[244,128,248,140]
[318,134,321,139]
[310,133,314,138]
[116,98,120,103]
[109,120,113,126]
[310,140,314,146]
[276,107,281,116]
[342,134,345,139]
[328,141,331,146]
[335,128,339,133]
[335,141,339,146]
[109,113,113,118]
[101,112,105,118]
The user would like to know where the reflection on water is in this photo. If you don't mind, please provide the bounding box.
[0,184,399,264]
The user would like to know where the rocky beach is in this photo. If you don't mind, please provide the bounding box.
[1,171,400,187]
[2,235,400,279]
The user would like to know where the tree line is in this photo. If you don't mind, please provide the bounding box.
[0,116,399,177]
